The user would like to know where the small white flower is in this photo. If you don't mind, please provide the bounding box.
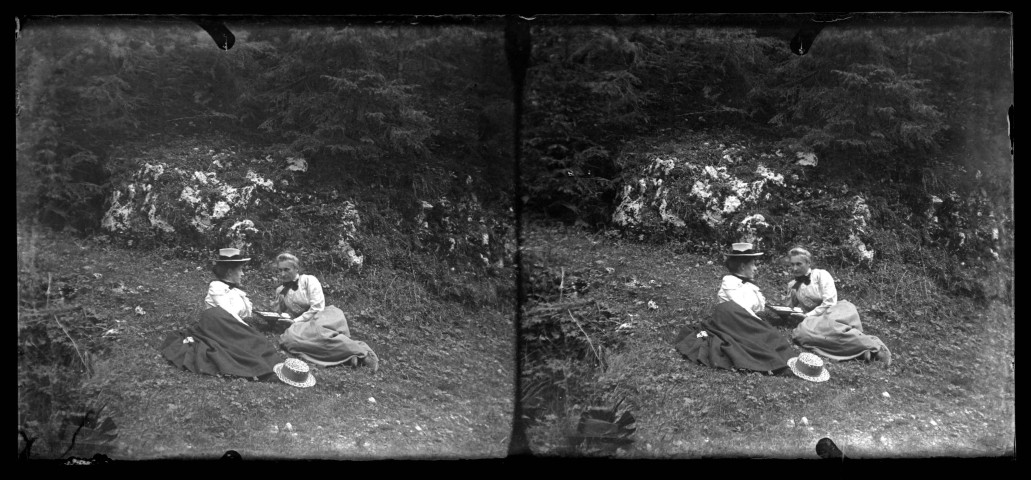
[882,391,891,398]
[696,330,709,338]
[368,397,377,404]
[182,336,194,344]
[647,300,658,310]
[284,422,293,432]
[135,306,146,315]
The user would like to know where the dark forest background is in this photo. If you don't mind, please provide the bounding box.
[16,18,514,252]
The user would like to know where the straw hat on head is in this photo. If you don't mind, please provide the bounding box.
[274,358,316,388]
[787,352,831,382]
[213,247,251,264]
[725,242,763,257]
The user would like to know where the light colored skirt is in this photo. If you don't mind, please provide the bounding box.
[791,300,888,361]
[279,305,377,368]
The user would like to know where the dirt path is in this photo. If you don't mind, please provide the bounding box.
[522,225,1014,458]
[19,226,513,459]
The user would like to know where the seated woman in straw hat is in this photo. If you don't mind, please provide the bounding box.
[675,243,796,374]
[160,248,282,380]
[272,252,379,372]
[784,247,891,366]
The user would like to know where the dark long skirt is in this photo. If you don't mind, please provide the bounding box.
[160,307,281,379]
[674,301,795,372]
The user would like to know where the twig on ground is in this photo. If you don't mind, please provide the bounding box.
[52,313,91,377]
[20,305,83,317]
[568,309,603,368]
[559,267,565,302]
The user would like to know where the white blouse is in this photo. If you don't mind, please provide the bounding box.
[787,268,837,317]
[276,274,325,323]
[718,275,766,319]
[205,280,253,326]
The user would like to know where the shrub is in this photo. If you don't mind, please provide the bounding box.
[520,256,627,424]
[18,234,118,459]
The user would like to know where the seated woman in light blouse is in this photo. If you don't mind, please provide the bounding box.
[786,247,891,366]
[275,252,379,372]
[160,248,281,380]
[718,264,770,321]
[675,243,795,374]
[205,260,256,326]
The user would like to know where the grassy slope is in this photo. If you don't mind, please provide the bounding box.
[523,224,1014,458]
[18,223,513,459]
